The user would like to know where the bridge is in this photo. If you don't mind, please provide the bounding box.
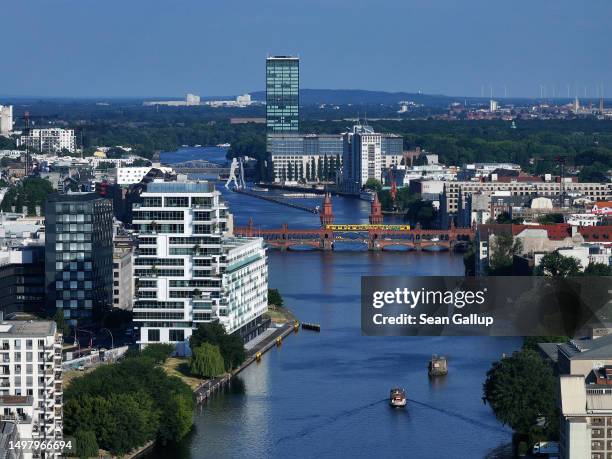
[169,160,230,176]
[234,193,474,252]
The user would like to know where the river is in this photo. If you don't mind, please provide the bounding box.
[147,148,519,459]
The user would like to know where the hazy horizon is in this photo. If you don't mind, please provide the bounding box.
[2,0,611,99]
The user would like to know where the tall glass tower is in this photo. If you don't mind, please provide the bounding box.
[45,193,114,326]
[266,56,299,132]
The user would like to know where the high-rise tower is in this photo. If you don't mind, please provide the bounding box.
[266,56,299,133]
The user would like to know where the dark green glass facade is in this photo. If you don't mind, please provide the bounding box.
[266,56,299,132]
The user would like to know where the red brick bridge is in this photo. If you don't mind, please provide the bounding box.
[233,193,474,252]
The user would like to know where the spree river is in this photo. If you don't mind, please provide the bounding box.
[148,148,520,459]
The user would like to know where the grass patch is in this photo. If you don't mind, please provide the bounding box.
[265,306,291,324]
[161,357,206,390]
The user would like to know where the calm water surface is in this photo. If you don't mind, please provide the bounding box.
[147,149,519,458]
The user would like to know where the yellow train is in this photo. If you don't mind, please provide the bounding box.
[324,224,411,231]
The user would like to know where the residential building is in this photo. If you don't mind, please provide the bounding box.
[18,129,76,154]
[266,55,299,132]
[132,179,268,353]
[441,181,612,223]
[0,320,63,454]
[267,133,343,182]
[44,193,114,326]
[0,106,13,137]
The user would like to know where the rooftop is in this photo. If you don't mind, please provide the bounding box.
[0,320,56,337]
[145,180,215,194]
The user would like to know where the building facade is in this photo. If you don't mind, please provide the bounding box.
[132,180,268,352]
[0,105,13,137]
[18,129,76,154]
[267,134,343,182]
[0,246,45,318]
[44,194,114,326]
[339,125,403,193]
[266,56,299,133]
[441,181,612,226]
[0,320,63,455]
[112,246,133,311]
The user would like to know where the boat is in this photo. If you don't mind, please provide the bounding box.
[217,143,231,148]
[252,186,269,192]
[389,388,407,407]
[428,355,448,376]
[194,144,202,148]
[359,190,376,202]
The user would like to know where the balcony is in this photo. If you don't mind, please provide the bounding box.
[0,413,32,424]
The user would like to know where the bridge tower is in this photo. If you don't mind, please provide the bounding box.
[369,193,383,225]
[320,193,335,226]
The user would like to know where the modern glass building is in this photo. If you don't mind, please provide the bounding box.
[45,193,114,326]
[266,56,299,132]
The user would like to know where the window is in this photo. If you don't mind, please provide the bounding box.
[169,330,185,342]
[148,329,160,342]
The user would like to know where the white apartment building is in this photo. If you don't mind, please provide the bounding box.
[442,181,612,215]
[0,321,63,457]
[18,129,76,154]
[132,179,268,353]
[341,125,382,193]
[0,106,13,137]
[559,375,612,459]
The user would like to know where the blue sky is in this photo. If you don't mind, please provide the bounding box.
[2,0,611,98]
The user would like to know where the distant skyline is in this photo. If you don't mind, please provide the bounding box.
[2,0,611,99]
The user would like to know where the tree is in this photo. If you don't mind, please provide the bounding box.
[537,213,564,225]
[495,212,512,224]
[487,233,523,275]
[75,429,99,459]
[54,309,71,337]
[483,349,558,437]
[535,252,582,277]
[584,262,612,276]
[138,343,175,363]
[190,322,246,371]
[189,343,225,378]
[268,288,284,307]
[364,178,383,192]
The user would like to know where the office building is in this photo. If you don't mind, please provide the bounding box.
[0,246,45,318]
[44,194,114,326]
[18,129,76,154]
[0,105,13,137]
[267,133,343,182]
[0,320,63,453]
[266,56,299,132]
[132,179,268,353]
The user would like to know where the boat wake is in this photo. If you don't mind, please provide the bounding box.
[275,398,388,445]
[406,398,508,434]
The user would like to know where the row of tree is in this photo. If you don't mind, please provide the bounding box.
[64,344,194,456]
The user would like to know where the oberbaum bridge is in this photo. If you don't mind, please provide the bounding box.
[233,193,474,252]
